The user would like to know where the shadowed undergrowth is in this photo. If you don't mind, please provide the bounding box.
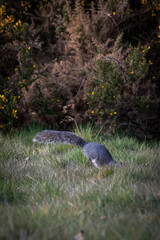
[0,125,160,240]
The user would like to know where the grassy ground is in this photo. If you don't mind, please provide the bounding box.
[0,125,160,240]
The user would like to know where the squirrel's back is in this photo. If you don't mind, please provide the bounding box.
[33,130,118,167]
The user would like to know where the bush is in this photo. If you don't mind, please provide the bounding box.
[0,0,160,138]
[0,1,42,129]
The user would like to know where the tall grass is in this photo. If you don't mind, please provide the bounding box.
[0,125,160,240]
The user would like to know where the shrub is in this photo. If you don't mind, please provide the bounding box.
[0,1,43,129]
[0,0,159,138]
[86,43,150,132]
[87,59,123,128]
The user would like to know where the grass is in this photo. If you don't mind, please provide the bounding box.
[0,125,160,240]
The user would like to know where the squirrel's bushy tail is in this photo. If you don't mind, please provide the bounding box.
[33,130,87,147]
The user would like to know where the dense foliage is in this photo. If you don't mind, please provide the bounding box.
[0,0,160,138]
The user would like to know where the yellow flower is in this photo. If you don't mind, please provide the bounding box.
[12,109,18,118]
[81,0,85,6]
[12,109,17,113]
[113,12,116,15]
[113,96,115,98]
[91,110,94,114]
[152,76,155,79]
[28,46,30,50]
[158,35,160,38]
[159,25,160,30]
[92,92,95,95]
[142,50,145,53]
[148,46,150,49]
[1,95,5,101]
[130,71,134,75]
[57,100,60,102]
[18,96,21,99]
[114,112,117,115]
[102,86,104,88]
[110,113,113,116]
[15,68,18,71]
[33,64,36,68]
[8,77,10,79]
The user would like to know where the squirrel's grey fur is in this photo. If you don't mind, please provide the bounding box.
[33,130,118,167]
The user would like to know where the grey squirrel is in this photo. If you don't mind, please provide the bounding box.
[33,130,118,168]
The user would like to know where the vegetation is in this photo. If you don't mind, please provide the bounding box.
[0,125,160,239]
[0,0,160,139]
[0,1,159,238]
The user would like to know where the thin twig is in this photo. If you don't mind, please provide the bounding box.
[25,174,40,183]
[75,76,87,98]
